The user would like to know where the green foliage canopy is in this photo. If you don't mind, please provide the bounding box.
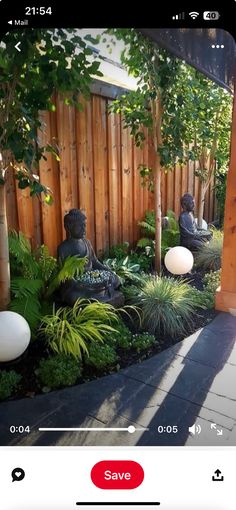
[0,28,103,197]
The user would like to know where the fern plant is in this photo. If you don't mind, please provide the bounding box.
[40,299,119,359]
[45,255,87,297]
[10,277,44,336]
[9,230,40,279]
[138,210,179,258]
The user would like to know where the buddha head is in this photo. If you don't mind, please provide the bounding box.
[180,193,195,213]
[64,209,87,239]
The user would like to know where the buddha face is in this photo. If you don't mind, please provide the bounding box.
[181,194,195,212]
[64,210,87,239]
[69,218,86,239]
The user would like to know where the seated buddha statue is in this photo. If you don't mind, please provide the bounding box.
[57,209,123,307]
[179,193,212,251]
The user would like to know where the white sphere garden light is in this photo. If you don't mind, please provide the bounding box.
[195,218,208,230]
[0,311,31,362]
[164,246,194,275]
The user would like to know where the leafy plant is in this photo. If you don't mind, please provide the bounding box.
[0,370,22,400]
[195,229,223,271]
[106,242,130,260]
[105,320,133,349]
[103,256,142,285]
[138,209,180,258]
[37,355,82,390]
[40,299,119,359]
[203,269,221,293]
[188,286,215,309]
[132,333,156,353]
[10,277,44,334]
[131,276,199,337]
[139,210,156,237]
[85,343,119,370]
[9,230,41,279]
[214,169,227,226]
[45,255,87,297]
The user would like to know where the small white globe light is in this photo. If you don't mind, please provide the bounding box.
[164,246,194,275]
[0,311,31,362]
[195,218,208,230]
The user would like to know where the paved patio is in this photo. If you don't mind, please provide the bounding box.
[0,312,236,446]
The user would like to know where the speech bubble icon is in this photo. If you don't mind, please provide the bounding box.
[11,467,25,482]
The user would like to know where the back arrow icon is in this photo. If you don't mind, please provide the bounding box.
[15,42,21,52]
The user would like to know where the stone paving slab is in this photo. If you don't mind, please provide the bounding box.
[0,312,236,446]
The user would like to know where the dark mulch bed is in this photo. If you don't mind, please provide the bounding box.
[0,267,217,401]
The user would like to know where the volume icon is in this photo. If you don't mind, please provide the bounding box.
[189,423,202,435]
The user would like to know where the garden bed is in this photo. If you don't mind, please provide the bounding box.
[0,267,217,402]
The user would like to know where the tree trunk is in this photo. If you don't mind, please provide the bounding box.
[197,181,208,228]
[198,180,205,229]
[154,161,162,273]
[151,95,163,274]
[0,184,10,310]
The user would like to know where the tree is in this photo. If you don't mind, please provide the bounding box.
[173,66,232,227]
[104,29,191,273]
[0,28,103,310]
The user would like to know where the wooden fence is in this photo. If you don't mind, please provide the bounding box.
[5,89,217,257]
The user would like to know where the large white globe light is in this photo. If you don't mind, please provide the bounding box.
[195,218,208,230]
[0,312,31,362]
[164,246,194,275]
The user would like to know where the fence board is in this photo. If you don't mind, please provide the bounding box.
[76,97,95,246]
[56,97,78,240]
[38,110,61,255]
[121,121,133,244]
[107,107,122,247]
[92,95,109,254]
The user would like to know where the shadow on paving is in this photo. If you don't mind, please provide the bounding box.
[0,313,236,446]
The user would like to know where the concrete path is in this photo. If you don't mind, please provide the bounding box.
[1,312,236,446]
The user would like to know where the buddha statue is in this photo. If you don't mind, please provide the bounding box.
[57,209,123,307]
[179,193,212,251]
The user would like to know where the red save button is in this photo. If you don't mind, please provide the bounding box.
[91,460,144,490]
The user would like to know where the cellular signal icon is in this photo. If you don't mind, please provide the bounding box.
[172,12,185,20]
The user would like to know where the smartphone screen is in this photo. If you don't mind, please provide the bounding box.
[0,1,235,508]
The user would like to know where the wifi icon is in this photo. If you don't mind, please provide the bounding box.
[189,11,199,19]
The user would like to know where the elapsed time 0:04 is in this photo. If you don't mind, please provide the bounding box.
[157,425,178,433]
[10,425,31,434]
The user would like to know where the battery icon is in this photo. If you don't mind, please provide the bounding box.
[203,11,220,20]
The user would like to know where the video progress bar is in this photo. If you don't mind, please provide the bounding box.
[76,503,161,506]
[38,426,149,433]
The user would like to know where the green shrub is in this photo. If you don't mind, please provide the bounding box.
[189,287,215,310]
[138,209,180,258]
[0,370,22,400]
[37,355,82,389]
[106,242,130,260]
[132,276,199,337]
[132,333,156,353]
[40,299,119,359]
[195,229,223,271]
[86,343,119,370]
[214,169,227,226]
[203,269,221,293]
[139,210,156,236]
[105,321,133,349]
[103,256,142,285]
